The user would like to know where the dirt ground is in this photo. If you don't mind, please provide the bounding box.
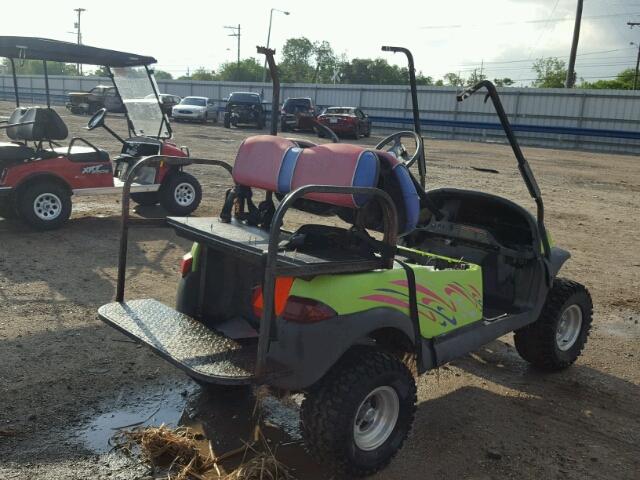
[0,102,638,480]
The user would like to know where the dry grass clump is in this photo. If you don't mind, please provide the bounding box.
[113,423,294,480]
[114,425,214,479]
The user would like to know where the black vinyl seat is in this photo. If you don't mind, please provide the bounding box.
[0,142,35,164]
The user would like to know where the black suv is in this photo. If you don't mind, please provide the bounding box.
[223,92,265,129]
[280,97,316,132]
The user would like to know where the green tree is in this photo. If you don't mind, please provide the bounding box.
[183,67,216,81]
[339,58,409,85]
[580,68,636,90]
[443,72,464,87]
[2,59,79,75]
[494,77,515,87]
[280,37,315,82]
[215,58,265,82]
[312,40,338,83]
[153,70,173,80]
[466,68,487,86]
[415,72,434,86]
[532,57,567,88]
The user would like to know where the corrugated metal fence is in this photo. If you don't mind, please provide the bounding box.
[2,74,639,154]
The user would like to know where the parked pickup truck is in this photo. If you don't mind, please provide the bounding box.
[66,85,124,115]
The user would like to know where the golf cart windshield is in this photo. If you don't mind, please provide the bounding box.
[111,66,169,138]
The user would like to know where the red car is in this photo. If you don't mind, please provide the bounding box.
[317,107,372,139]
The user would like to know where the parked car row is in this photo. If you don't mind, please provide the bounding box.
[66,88,373,137]
[279,97,372,138]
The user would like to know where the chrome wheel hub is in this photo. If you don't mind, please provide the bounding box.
[174,182,195,207]
[353,386,399,451]
[34,193,62,221]
[556,304,583,351]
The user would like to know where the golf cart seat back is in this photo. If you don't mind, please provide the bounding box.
[7,107,68,142]
[232,135,419,234]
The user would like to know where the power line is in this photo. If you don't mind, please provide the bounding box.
[420,12,640,29]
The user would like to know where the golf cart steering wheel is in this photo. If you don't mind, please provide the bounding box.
[375,131,422,167]
[87,108,107,131]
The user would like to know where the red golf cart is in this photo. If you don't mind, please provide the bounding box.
[0,36,201,230]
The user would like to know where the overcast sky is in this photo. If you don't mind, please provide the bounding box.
[4,0,640,85]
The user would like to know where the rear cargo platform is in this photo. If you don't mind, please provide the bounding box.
[98,299,258,384]
[167,217,388,276]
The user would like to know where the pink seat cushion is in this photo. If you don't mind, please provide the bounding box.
[232,135,296,191]
[232,135,379,208]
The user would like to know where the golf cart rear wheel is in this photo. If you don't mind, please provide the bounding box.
[18,181,72,230]
[514,278,593,371]
[301,348,416,477]
[131,192,159,207]
[159,172,202,216]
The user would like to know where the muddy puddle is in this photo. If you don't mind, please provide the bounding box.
[70,379,325,479]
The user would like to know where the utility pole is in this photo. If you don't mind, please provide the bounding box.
[225,24,241,80]
[73,8,86,75]
[566,0,583,88]
[629,23,640,90]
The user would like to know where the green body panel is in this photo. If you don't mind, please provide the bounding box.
[188,242,483,338]
[290,248,483,339]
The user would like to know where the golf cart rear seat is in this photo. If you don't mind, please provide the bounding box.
[232,135,420,234]
[0,142,35,162]
[3,107,108,163]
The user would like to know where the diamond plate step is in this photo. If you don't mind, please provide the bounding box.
[98,299,257,384]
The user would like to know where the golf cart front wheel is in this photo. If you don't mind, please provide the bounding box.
[159,172,202,216]
[301,348,416,477]
[18,181,72,230]
[514,278,593,370]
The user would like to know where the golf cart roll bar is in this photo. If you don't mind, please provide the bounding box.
[257,185,398,375]
[115,155,233,302]
[382,46,426,188]
[257,46,279,136]
[457,80,551,259]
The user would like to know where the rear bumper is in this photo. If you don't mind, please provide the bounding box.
[0,186,13,197]
[320,123,356,133]
[173,111,206,120]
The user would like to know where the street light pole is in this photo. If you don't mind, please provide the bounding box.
[262,8,290,83]
[73,7,86,75]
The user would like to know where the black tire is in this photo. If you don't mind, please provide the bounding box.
[317,128,325,138]
[364,124,371,137]
[281,122,289,133]
[131,192,159,207]
[514,278,593,371]
[301,348,416,478]
[353,124,361,139]
[18,181,72,230]
[201,113,208,124]
[223,113,231,129]
[159,172,202,216]
[256,117,265,130]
